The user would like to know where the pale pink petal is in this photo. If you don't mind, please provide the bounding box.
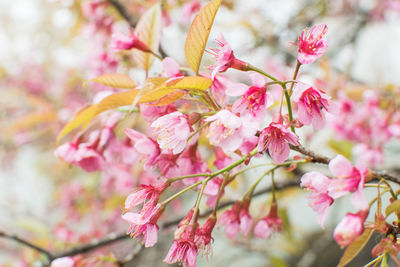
[329,155,353,178]
[145,224,158,247]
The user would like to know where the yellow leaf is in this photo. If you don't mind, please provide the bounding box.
[184,0,222,74]
[338,228,374,267]
[132,4,162,71]
[57,77,211,143]
[57,90,139,143]
[385,199,400,217]
[148,91,188,106]
[90,73,136,89]
[10,111,57,132]
[140,76,212,103]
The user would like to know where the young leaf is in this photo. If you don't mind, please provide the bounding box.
[57,90,139,143]
[184,0,222,74]
[90,73,136,89]
[148,91,188,106]
[338,228,375,267]
[385,199,400,217]
[132,3,162,71]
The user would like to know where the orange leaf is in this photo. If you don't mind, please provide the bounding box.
[90,73,136,89]
[338,228,374,267]
[132,4,162,71]
[184,0,222,74]
[148,91,188,106]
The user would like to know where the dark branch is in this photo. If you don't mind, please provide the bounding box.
[290,144,400,184]
[46,180,299,261]
[107,0,137,27]
[0,231,52,260]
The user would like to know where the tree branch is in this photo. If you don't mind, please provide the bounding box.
[290,144,400,184]
[107,0,137,27]
[0,180,297,264]
[0,231,52,260]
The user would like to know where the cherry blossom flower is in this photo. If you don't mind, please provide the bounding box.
[219,200,253,239]
[111,32,151,52]
[328,155,369,210]
[205,110,243,154]
[122,204,165,247]
[125,128,160,168]
[151,111,191,154]
[292,82,333,129]
[207,34,248,78]
[254,203,283,239]
[257,121,299,164]
[300,171,334,228]
[124,182,168,211]
[297,23,328,64]
[228,73,273,118]
[50,257,75,267]
[162,57,184,81]
[334,210,368,247]
[164,225,198,267]
[195,215,216,255]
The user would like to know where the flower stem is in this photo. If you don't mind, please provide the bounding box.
[212,173,230,216]
[168,173,211,184]
[282,84,295,133]
[246,64,282,83]
[288,60,301,96]
[187,121,211,143]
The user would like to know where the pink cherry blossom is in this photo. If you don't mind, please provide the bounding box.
[300,171,334,228]
[229,73,273,117]
[111,31,151,52]
[151,111,191,155]
[195,215,216,255]
[55,141,79,164]
[254,203,283,239]
[122,204,165,247]
[50,257,75,267]
[207,33,248,78]
[219,200,252,239]
[140,104,177,123]
[334,210,368,247]
[164,225,198,267]
[205,110,243,154]
[162,57,184,80]
[328,155,369,210]
[257,122,299,164]
[292,82,333,129]
[125,128,160,168]
[124,182,168,211]
[297,23,328,64]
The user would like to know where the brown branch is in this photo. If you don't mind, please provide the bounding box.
[107,0,137,27]
[44,180,299,262]
[0,231,52,260]
[290,144,400,184]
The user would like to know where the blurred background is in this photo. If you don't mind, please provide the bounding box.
[1,0,400,266]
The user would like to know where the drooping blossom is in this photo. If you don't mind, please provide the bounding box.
[257,121,299,164]
[195,215,216,256]
[300,171,334,228]
[228,73,273,118]
[292,82,333,129]
[205,110,243,154]
[328,155,369,210]
[151,111,191,154]
[333,210,368,247]
[207,33,248,78]
[124,182,168,211]
[164,224,198,267]
[211,74,247,106]
[254,203,283,239]
[297,23,328,64]
[219,200,253,239]
[140,104,177,124]
[111,31,151,52]
[122,204,165,247]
